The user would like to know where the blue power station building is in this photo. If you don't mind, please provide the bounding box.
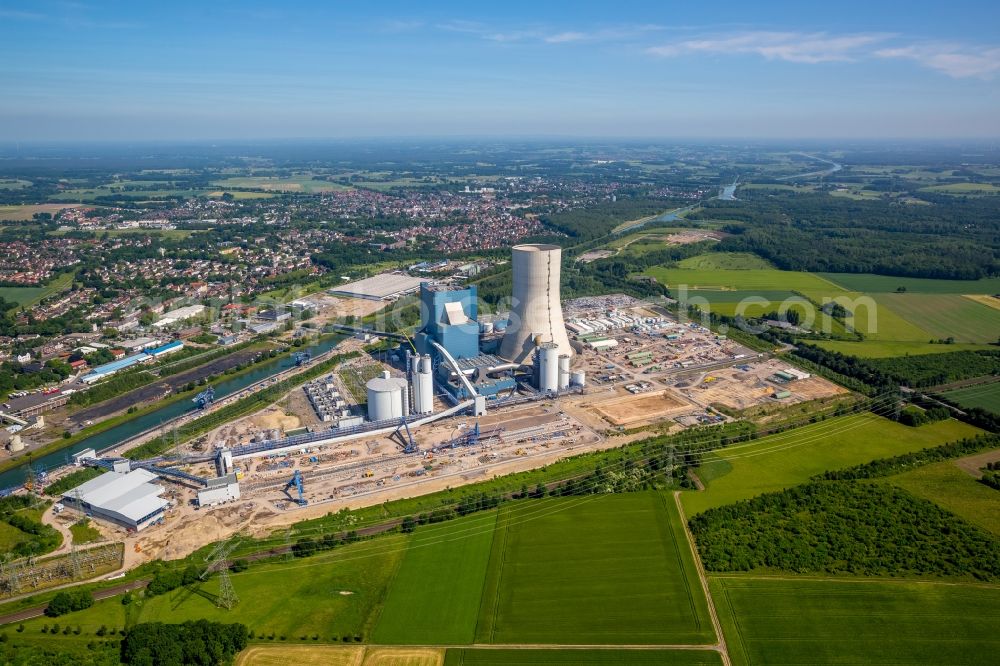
[413,283,516,400]
[415,283,481,361]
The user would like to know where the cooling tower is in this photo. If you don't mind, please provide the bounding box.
[499,244,573,363]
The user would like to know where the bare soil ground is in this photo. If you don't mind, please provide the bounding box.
[954,449,1000,478]
[236,646,443,666]
[593,390,690,426]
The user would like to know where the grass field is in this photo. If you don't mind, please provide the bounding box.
[237,645,444,666]
[644,264,839,293]
[204,190,276,199]
[675,253,774,270]
[212,176,351,193]
[69,518,102,544]
[0,203,84,221]
[0,272,73,307]
[711,576,1000,666]
[819,273,1000,294]
[889,461,1000,536]
[475,492,714,645]
[919,182,1000,194]
[443,650,724,665]
[871,293,1000,343]
[813,340,997,358]
[941,382,1000,414]
[373,513,497,644]
[681,413,980,516]
[16,535,407,640]
[796,289,931,341]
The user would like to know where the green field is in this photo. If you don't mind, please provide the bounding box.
[819,272,1000,294]
[16,535,407,639]
[871,293,1000,343]
[475,492,714,645]
[0,203,86,220]
[675,253,774,270]
[212,176,351,193]
[941,382,1000,414]
[889,461,1000,536]
[645,264,840,293]
[711,576,1000,666]
[919,182,1000,194]
[373,513,497,644]
[681,413,980,516]
[444,649,724,665]
[813,340,997,359]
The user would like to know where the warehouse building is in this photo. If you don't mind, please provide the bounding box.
[64,469,170,532]
[328,273,426,301]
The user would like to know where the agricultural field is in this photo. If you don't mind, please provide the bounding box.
[15,535,408,640]
[889,461,1000,536]
[373,513,497,644]
[443,650,724,665]
[918,182,1000,194]
[941,382,1000,414]
[644,257,841,292]
[870,293,1000,344]
[711,576,1000,666]
[0,203,85,220]
[819,272,1000,295]
[203,190,276,199]
[475,492,715,645]
[681,413,980,516]
[0,179,31,190]
[211,175,351,193]
[237,645,444,666]
[813,340,996,359]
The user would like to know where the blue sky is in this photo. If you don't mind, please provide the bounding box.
[1,0,998,140]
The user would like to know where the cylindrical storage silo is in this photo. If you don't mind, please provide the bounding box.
[480,321,494,335]
[417,355,434,413]
[538,343,560,392]
[367,376,408,421]
[558,355,570,391]
[570,370,586,387]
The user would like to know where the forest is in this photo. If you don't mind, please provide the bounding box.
[692,191,999,279]
[690,481,1000,580]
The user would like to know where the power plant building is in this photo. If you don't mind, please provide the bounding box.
[499,244,573,363]
[64,469,169,532]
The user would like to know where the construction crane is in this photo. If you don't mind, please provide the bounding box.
[192,386,215,409]
[283,470,307,506]
[291,351,311,366]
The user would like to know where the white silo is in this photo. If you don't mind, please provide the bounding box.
[558,355,570,391]
[367,373,409,422]
[413,354,434,414]
[499,244,573,363]
[537,343,560,392]
[570,370,586,388]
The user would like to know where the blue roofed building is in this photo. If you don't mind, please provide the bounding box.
[415,283,481,361]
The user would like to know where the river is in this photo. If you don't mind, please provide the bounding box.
[1,333,346,489]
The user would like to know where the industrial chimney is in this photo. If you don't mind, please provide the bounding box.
[499,244,573,363]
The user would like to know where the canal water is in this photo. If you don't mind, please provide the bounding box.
[2,333,346,488]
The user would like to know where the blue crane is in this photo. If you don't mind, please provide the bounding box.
[283,469,307,506]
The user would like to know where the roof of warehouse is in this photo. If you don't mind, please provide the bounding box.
[329,273,426,299]
[70,469,168,522]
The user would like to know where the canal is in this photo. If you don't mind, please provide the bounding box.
[2,333,347,489]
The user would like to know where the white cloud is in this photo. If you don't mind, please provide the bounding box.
[545,31,587,44]
[876,44,1000,79]
[647,31,891,63]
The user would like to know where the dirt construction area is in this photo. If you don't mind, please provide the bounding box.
[592,390,690,426]
[237,645,443,666]
[669,358,847,413]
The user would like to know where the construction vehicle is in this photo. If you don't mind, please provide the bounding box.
[282,469,307,506]
[292,351,311,367]
[363,469,374,478]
